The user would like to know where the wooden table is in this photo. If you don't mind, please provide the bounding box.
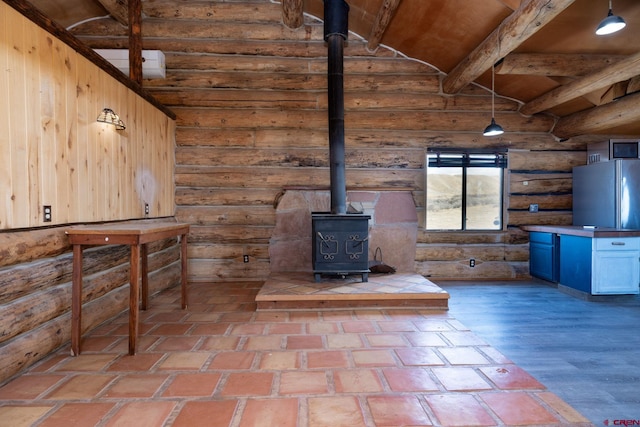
[66,221,190,356]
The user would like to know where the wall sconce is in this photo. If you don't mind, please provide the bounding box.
[97,108,126,130]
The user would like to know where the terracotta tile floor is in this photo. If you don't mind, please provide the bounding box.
[0,281,593,426]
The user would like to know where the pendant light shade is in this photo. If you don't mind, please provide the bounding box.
[483,63,504,137]
[483,118,504,137]
[97,108,126,130]
[596,0,626,35]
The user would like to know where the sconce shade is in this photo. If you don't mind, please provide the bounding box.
[483,118,504,136]
[97,108,126,130]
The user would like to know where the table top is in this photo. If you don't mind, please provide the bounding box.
[66,220,189,245]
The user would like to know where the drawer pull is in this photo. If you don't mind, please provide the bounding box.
[611,242,626,246]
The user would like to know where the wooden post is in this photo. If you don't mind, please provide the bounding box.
[128,0,143,84]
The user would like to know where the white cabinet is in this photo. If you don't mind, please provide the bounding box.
[592,238,640,295]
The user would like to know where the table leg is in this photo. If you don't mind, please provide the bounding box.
[181,233,188,309]
[71,244,83,356]
[141,243,149,311]
[129,244,141,355]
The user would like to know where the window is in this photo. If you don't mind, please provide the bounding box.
[426,150,506,231]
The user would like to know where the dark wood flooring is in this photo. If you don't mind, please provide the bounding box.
[439,279,640,426]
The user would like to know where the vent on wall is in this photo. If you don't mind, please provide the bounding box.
[93,49,166,79]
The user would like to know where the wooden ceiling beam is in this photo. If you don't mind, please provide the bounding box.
[96,0,128,26]
[521,51,640,116]
[553,91,640,138]
[282,0,303,29]
[496,53,625,77]
[442,0,576,94]
[367,0,403,51]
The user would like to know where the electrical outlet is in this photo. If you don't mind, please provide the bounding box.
[243,255,249,263]
[145,203,149,215]
[469,258,475,268]
[529,204,539,212]
[43,205,52,222]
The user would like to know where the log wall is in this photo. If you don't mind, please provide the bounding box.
[0,1,180,385]
[71,0,609,282]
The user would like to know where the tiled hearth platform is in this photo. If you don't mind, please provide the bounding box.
[256,272,450,310]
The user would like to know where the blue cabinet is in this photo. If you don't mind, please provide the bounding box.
[529,232,559,282]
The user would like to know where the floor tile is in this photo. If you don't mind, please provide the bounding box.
[352,349,396,367]
[431,367,493,391]
[172,400,238,427]
[0,375,65,400]
[208,351,255,370]
[308,396,366,427]
[481,391,560,425]
[102,374,168,398]
[158,351,209,370]
[0,406,55,427]
[334,369,384,393]
[307,350,350,369]
[286,335,323,350]
[439,346,491,365]
[44,374,115,400]
[382,367,439,392]
[37,402,114,427]
[279,371,328,394]
[103,401,175,427]
[219,372,273,397]
[259,351,300,370]
[479,365,546,390]
[395,347,445,366]
[425,394,496,426]
[367,395,432,426]
[161,372,221,397]
[239,398,298,427]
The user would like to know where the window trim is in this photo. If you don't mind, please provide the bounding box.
[426,149,507,232]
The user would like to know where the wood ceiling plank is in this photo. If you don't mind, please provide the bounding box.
[442,0,576,94]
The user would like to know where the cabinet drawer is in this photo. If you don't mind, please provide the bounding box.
[594,237,640,250]
[529,232,555,245]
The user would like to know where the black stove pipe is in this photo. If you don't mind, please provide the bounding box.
[324,0,349,215]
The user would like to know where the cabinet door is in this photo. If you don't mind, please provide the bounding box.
[592,250,640,294]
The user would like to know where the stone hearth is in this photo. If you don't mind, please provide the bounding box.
[269,189,418,274]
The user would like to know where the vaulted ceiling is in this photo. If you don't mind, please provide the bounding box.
[23,0,640,138]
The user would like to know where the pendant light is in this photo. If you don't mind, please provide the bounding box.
[595,0,626,35]
[483,63,504,137]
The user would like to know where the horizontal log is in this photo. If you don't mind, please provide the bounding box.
[509,150,586,172]
[163,54,435,74]
[415,245,509,262]
[188,225,274,244]
[144,1,284,22]
[175,206,276,226]
[175,188,279,207]
[188,243,269,261]
[248,129,591,150]
[175,167,424,190]
[176,146,425,169]
[416,260,524,280]
[508,194,572,210]
[507,210,572,226]
[173,108,554,133]
[417,231,508,245]
[509,172,573,194]
[188,259,270,282]
[0,227,69,268]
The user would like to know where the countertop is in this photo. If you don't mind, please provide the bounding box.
[521,225,640,238]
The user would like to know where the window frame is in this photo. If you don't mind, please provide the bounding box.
[425,148,507,232]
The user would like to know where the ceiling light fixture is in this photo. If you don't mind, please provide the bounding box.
[97,108,126,130]
[595,0,626,35]
[483,63,504,137]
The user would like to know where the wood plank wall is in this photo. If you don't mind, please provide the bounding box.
[70,0,610,282]
[0,1,176,229]
[0,2,180,385]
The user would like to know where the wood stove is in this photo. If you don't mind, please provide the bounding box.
[312,212,370,282]
[311,0,371,283]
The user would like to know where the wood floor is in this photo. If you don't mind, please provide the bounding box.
[440,280,640,426]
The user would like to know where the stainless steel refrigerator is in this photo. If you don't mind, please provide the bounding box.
[573,159,640,229]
